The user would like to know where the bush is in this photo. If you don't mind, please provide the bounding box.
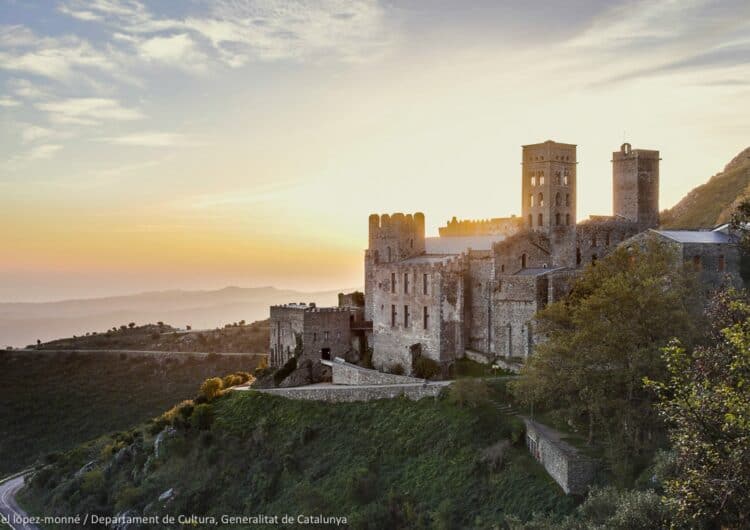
[114,486,143,512]
[191,404,214,430]
[413,356,441,379]
[80,469,104,495]
[448,379,490,408]
[199,378,224,401]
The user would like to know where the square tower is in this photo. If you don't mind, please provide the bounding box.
[521,140,578,267]
[613,143,660,230]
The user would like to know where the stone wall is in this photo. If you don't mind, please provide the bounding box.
[524,419,597,495]
[301,308,354,362]
[576,217,640,269]
[269,304,308,367]
[252,382,449,403]
[681,241,741,289]
[327,358,424,385]
[466,252,493,353]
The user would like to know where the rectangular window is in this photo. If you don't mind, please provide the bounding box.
[404,272,409,294]
[391,305,396,327]
[391,272,396,293]
[404,305,410,328]
[718,255,726,272]
[313,332,317,342]
[423,273,428,295]
[423,306,429,329]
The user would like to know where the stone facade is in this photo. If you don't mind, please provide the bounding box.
[269,303,309,367]
[364,139,738,374]
[524,419,597,495]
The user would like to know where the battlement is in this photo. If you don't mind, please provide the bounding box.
[369,212,425,237]
[367,211,426,263]
[270,302,316,310]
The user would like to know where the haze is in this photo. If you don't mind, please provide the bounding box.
[2,0,749,302]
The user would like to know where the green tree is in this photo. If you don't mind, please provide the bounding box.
[645,287,750,527]
[512,238,704,482]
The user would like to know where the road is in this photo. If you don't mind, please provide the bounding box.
[0,474,38,530]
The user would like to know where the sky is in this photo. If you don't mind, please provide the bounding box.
[1,0,749,302]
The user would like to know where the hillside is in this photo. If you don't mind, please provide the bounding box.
[0,350,263,476]
[34,319,270,354]
[661,146,750,229]
[19,386,575,528]
[0,286,345,348]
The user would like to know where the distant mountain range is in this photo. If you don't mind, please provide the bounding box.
[661,146,750,229]
[0,286,349,348]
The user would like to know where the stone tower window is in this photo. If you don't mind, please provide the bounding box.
[538,193,544,207]
[566,194,570,207]
[538,213,543,227]
[528,214,533,227]
[423,306,429,329]
[555,171,561,185]
[718,255,726,272]
[387,247,392,262]
[564,171,569,186]
[391,272,396,293]
[391,305,397,327]
[423,273,429,295]
[556,213,561,226]
[693,256,702,272]
[531,175,536,186]
[540,174,545,186]
[566,213,571,226]
[576,247,582,266]
[521,253,527,268]
[530,194,535,207]
[404,273,409,294]
[555,192,561,206]
[404,305,410,327]
[410,238,414,249]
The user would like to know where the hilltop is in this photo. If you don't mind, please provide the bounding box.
[0,286,344,348]
[661,146,750,229]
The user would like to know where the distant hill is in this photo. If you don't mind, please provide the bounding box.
[661,146,750,229]
[0,286,350,348]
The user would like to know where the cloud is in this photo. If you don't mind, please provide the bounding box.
[19,124,54,143]
[27,144,63,160]
[6,78,50,100]
[0,97,21,107]
[137,33,208,72]
[36,97,144,125]
[100,131,191,147]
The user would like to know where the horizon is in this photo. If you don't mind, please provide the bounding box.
[2,0,750,302]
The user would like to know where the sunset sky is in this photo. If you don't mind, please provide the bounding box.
[1,0,749,301]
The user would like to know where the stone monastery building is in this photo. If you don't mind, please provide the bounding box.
[272,140,740,374]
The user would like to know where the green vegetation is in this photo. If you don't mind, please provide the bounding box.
[35,319,270,354]
[661,146,750,229]
[0,351,263,476]
[21,388,575,528]
[645,288,750,526]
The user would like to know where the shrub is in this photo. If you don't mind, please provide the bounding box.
[199,378,224,401]
[413,356,441,379]
[114,486,144,512]
[191,404,214,430]
[448,379,490,408]
[80,469,105,495]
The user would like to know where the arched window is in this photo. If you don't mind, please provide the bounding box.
[530,194,535,207]
[521,253,527,268]
[563,170,569,186]
[531,175,536,186]
[540,174,545,186]
[538,213,543,227]
[565,194,570,207]
[555,192,561,206]
[538,193,544,207]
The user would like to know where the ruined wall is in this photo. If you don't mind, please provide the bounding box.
[269,304,307,367]
[301,308,353,362]
[466,252,494,353]
[525,419,597,496]
[371,256,466,373]
[329,359,424,385]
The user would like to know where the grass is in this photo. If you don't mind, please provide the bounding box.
[453,358,514,378]
[0,350,263,476]
[20,388,576,529]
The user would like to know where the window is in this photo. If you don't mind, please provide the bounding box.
[538,193,544,207]
[719,255,726,272]
[324,331,329,341]
[423,273,429,295]
[404,305,410,327]
[387,247,392,262]
[501,264,505,273]
[605,232,611,246]
[592,254,598,265]
[528,214,533,227]
[538,213,543,227]
[531,175,536,186]
[556,213,561,226]
[540,174,545,185]
[410,238,414,249]
[313,332,318,342]
[423,306,429,329]
[555,192,561,206]
[521,253,527,268]
[566,213,571,226]
[564,169,569,186]
[566,193,570,207]
[530,194,535,207]
[576,247,582,266]
[555,171,561,185]
[391,272,396,293]
[693,256,702,272]
[391,305,397,327]
[404,273,410,294]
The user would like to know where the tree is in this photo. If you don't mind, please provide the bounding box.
[199,377,224,401]
[128,322,136,329]
[645,287,750,527]
[512,238,705,482]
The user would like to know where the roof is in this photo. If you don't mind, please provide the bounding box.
[653,230,733,244]
[425,235,506,254]
[400,254,455,265]
[514,267,568,277]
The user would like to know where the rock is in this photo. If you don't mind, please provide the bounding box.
[158,488,176,503]
[74,460,97,478]
[111,510,139,530]
[154,427,176,459]
[114,446,132,466]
